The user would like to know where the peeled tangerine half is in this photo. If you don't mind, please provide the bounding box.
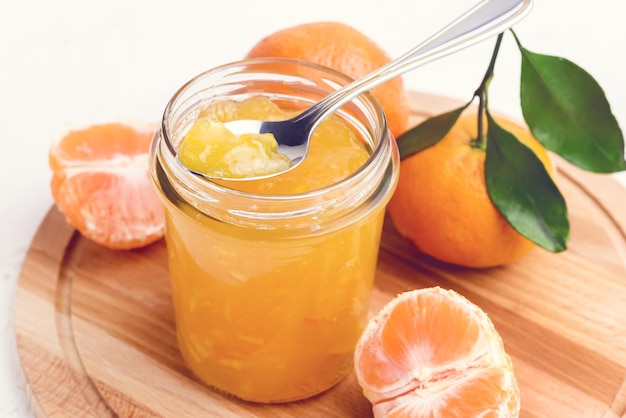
[354,287,520,418]
[49,123,165,250]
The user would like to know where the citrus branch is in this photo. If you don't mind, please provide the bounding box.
[472,33,505,150]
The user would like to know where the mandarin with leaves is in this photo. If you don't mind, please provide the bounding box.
[388,113,554,268]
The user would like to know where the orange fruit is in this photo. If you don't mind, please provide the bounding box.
[49,123,165,250]
[387,113,554,268]
[354,287,520,417]
[245,21,410,139]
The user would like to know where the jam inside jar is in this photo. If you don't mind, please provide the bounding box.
[149,58,399,403]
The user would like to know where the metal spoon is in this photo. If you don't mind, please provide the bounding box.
[193,0,532,181]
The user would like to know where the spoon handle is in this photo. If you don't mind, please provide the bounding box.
[300,0,532,126]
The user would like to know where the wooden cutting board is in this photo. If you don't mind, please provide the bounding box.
[14,92,626,418]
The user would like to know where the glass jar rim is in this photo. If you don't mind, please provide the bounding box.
[151,57,399,230]
[159,57,391,201]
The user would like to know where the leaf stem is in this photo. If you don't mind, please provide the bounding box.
[509,29,523,49]
[472,33,505,150]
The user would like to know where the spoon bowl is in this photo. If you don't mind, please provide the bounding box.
[185,0,532,181]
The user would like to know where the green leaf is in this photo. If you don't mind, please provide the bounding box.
[396,105,468,159]
[519,47,626,173]
[485,112,569,252]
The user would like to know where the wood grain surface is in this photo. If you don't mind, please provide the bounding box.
[14,92,626,417]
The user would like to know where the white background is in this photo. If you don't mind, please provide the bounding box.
[1,0,625,416]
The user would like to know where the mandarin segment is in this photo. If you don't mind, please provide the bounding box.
[49,123,164,249]
[380,291,485,371]
[49,123,152,169]
[373,366,518,418]
[245,21,410,139]
[354,287,520,417]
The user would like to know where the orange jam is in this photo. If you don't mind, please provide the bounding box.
[150,60,399,404]
[166,206,385,403]
[179,96,369,191]
[177,97,293,179]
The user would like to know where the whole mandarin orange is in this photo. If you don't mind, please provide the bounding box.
[245,21,410,139]
[387,113,554,268]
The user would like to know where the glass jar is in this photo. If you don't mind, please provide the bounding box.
[149,58,399,403]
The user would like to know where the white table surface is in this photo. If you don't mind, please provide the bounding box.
[1,1,625,416]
